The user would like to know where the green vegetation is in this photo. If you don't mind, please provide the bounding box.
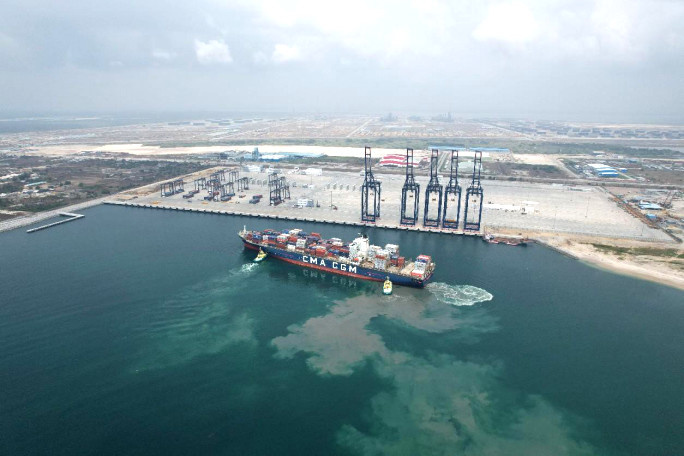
[0,181,24,193]
[591,244,684,259]
[0,156,207,220]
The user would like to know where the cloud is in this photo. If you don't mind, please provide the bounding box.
[152,49,176,61]
[0,0,682,117]
[271,44,302,63]
[194,39,233,64]
[472,1,540,46]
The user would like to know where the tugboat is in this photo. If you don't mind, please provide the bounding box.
[383,277,393,295]
[253,248,267,262]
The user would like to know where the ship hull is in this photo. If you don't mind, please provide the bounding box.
[241,237,432,288]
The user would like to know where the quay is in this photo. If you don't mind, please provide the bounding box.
[103,200,482,237]
[27,212,85,233]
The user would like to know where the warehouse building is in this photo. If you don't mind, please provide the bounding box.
[587,163,619,177]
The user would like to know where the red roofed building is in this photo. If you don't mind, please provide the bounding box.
[378,153,427,167]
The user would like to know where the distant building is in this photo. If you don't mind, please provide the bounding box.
[260,154,287,161]
[639,202,663,210]
[244,165,262,173]
[378,154,427,167]
[587,163,618,177]
[297,198,314,208]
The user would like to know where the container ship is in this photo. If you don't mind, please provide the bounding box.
[238,227,435,288]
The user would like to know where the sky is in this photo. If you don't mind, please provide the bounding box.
[0,0,682,122]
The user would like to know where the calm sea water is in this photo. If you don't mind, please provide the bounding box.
[1,205,682,455]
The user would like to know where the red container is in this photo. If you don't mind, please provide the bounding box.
[310,232,321,238]
[398,257,405,267]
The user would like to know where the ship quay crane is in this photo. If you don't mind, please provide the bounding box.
[463,150,484,231]
[442,150,462,229]
[361,146,381,222]
[400,148,420,225]
[423,149,443,227]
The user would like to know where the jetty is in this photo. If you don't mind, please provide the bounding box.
[26,212,85,233]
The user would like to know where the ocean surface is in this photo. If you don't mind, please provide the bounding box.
[1,205,682,456]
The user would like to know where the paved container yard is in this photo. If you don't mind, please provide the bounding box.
[121,169,670,242]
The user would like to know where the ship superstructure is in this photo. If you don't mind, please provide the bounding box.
[238,227,435,288]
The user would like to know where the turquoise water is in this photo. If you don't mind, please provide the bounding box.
[1,205,682,455]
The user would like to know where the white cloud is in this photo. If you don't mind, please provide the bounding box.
[194,39,233,64]
[152,49,176,61]
[272,43,302,63]
[238,0,462,62]
[237,0,684,66]
[472,1,540,46]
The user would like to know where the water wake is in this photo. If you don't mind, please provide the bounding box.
[240,262,259,274]
[426,282,494,306]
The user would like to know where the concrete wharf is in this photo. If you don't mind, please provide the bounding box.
[103,200,482,237]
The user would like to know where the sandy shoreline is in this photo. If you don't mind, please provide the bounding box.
[533,235,684,291]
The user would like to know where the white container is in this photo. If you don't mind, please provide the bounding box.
[385,244,399,254]
[287,244,296,251]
